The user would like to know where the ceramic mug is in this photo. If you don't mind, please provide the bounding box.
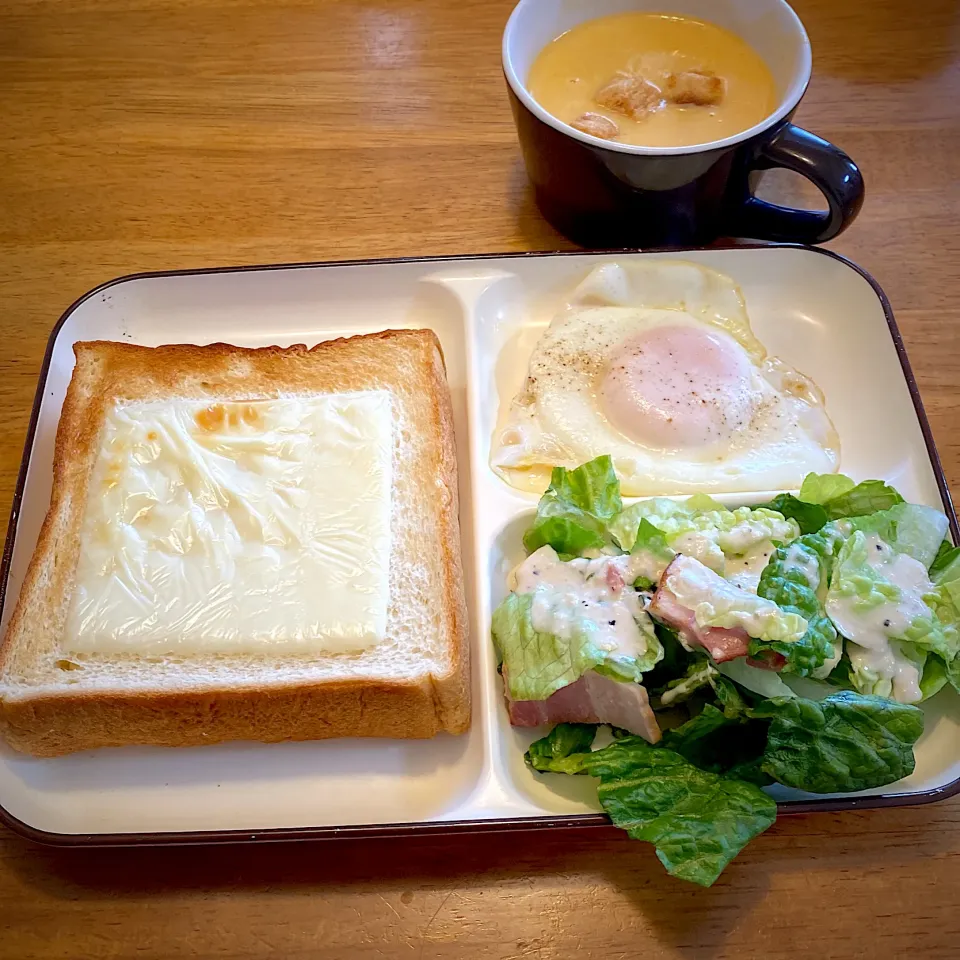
[503,0,864,248]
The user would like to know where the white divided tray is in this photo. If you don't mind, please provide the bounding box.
[1,245,958,844]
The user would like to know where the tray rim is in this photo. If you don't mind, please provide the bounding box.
[1,242,957,848]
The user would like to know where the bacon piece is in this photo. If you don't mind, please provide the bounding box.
[605,562,626,593]
[649,558,750,663]
[505,669,661,744]
[664,71,725,106]
[571,112,620,140]
[595,73,663,120]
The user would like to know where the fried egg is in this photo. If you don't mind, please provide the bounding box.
[491,261,839,495]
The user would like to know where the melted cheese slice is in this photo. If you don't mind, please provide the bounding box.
[63,393,394,656]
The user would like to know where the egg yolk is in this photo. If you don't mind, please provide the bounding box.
[599,324,757,449]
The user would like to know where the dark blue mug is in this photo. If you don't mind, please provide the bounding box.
[503,0,864,248]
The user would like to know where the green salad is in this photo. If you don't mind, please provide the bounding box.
[491,456,960,886]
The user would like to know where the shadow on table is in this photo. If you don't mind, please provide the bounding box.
[4,802,957,959]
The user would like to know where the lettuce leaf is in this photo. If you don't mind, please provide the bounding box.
[901,614,958,663]
[492,593,607,701]
[547,455,622,521]
[522,688,923,885]
[711,674,755,718]
[930,541,960,578]
[929,555,960,692]
[717,658,797,699]
[660,704,771,785]
[754,534,841,677]
[523,456,621,557]
[526,726,777,886]
[581,740,777,886]
[799,473,905,520]
[947,654,960,696]
[799,473,856,504]
[848,639,928,702]
[827,530,903,612]
[628,518,676,586]
[754,691,923,793]
[491,592,661,701]
[849,503,949,569]
[658,659,718,706]
[825,649,854,687]
[526,723,597,774]
[749,622,837,679]
[826,531,959,701]
[920,655,950,700]
[752,493,828,536]
[610,499,799,568]
[826,482,904,520]
[665,557,808,644]
[641,624,697,692]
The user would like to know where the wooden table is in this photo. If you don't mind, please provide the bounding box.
[1,0,959,956]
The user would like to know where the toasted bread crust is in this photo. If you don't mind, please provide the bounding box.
[0,677,452,757]
[0,331,470,755]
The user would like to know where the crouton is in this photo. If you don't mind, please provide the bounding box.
[595,73,663,120]
[570,112,620,139]
[664,71,725,106]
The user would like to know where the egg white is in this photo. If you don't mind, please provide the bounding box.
[491,261,840,496]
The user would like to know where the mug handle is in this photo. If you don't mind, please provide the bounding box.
[730,123,865,244]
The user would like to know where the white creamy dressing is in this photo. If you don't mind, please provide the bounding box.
[826,534,933,703]
[512,546,652,660]
[670,527,787,594]
[627,547,671,584]
[670,531,725,571]
[718,517,794,554]
[665,554,807,641]
[724,540,775,594]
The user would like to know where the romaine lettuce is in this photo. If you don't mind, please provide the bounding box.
[524,724,776,886]
[580,739,776,886]
[930,541,960,578]
[799,473,904,519]
[929,554,960,692]
[754,691,924,793]
[919,655,949,700]
[799,473,856,504]
[522,455,621,557]
[665,557,808,644]
[610,499,799,567]
[660,703,771,784]
[641,624,697,693]
[490,591,661,702]
[826,531,959,701]
[828,531,902,610]
[526,723,597,774]
[754,533,841,677]
[629,518,676,586]
[848,640,928,702]
[822,480,905,520]
[751,493,828,535]
[716,658,798,699]
[849,503,949,569]
[658,659,717,706]
[932,548,960,618]
[522,686,924,886]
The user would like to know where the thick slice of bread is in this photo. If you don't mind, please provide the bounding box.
[0,330,469,756]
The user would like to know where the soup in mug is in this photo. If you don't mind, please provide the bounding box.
[527,13,778,148]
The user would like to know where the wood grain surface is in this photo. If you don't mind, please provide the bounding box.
[1,0,959,957]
